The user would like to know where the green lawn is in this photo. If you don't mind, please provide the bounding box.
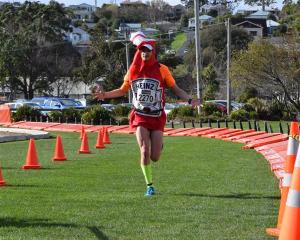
[166,120,290,135]
[0,132,279,239]
[171,33,187,51]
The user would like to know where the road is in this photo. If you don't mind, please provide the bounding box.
[176,30,195,57]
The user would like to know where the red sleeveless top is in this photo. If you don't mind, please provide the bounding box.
[121,45,174,131]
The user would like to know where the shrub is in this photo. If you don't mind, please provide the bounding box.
[112,105,131,117]
[202,103,220,116]
[249,111,259,120]
[48,111,63,122]
[13,105,41,121]
[230,109,250,121]
[167,107,179,120]
[61,108,82,122]
[115,116,129,125]
[81,105,112,125]
[176,105,197,121]
[242,103,255,112]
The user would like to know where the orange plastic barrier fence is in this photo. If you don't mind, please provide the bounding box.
[0,105,11,124]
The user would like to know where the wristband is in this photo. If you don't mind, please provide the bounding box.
[188,98,192,105]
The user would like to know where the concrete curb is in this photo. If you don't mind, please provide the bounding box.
[0,128,50,143]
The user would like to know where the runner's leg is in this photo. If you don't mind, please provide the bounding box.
[150,130,163,162]
[136,126,154,193]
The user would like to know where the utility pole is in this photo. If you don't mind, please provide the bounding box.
[226,18,231,115]
[194,0,202,113]
[124,31,131,103]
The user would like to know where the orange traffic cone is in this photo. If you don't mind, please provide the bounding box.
[22,138,41,169]
[95,128,105,149]
[103,127,112,144]
[78,132,91,154]
[266,121,299,236]
[0,167,6,186]
[80,125,85,140]
[279,143,300,240]
[53,135,67,161]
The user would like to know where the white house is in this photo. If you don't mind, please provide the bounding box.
[188,15,214,30]
[116,23,158,39]
[68,3,96,22]
[66,26,90,45]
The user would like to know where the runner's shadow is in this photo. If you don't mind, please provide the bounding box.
[0,218,110,239]
[0,217,78,228]
[87,226,110,240]
[175,192,280,200]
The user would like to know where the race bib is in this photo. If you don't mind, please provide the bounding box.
[131,78,163,117]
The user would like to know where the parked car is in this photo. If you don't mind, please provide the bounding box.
[5,102,42,113]
[31,97,85,110]
[101,104,116,112]
[205,100,244,113]
[164,103,177,115]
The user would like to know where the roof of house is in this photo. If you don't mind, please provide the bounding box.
[70,26,89,36]
[246,10,270,19]
[120,23,142,28]
[199,14,214,20]
[234,20,263,28]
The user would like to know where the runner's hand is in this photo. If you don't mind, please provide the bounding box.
[191,99,201,108]
[92,85,105,101]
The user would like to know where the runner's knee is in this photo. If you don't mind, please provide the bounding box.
[150,153,160,162]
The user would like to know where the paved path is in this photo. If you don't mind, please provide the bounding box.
[0,128,50,142]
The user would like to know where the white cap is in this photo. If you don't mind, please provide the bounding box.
[140,44,153,51]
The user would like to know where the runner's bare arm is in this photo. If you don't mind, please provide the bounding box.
[171,83,200,107]
[93,88,126,100]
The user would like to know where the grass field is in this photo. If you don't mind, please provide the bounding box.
[0,132,279,239]
[171,33,187,51]
[166,120,290,135]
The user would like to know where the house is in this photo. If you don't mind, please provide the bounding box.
[67,3,96,22]
[65,26,90,54]
[166,4,186,21]
[117,23,142,38]
[116,23,159,39]
[120,1,147,10]
[66,26,90,45]
[236,5,280,16]
[188,15,214,30]
[200,3,228,16]
[234,20,264,38]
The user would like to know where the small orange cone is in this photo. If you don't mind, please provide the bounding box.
[266,121,299,236]
[95,128,105,149]
[22,138,41,169]
[279,143,300,240]
[78,132,91,154]
[0,167,6,186]
[103,127,112,144]
[53,135,67,161]
[80,125,85,140]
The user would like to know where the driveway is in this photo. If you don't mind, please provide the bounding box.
[176,30,195,57]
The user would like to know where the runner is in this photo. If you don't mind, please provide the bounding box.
[93,32,199,196]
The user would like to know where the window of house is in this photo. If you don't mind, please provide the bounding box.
[249,31,257,36]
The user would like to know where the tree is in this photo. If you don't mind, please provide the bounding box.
[202,64,218,100]
[244,0,276,11]
[0,1,79,99]
[76,32,130,99]
[231,39,300,112]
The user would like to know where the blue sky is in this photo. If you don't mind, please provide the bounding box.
[5,0,285,10]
